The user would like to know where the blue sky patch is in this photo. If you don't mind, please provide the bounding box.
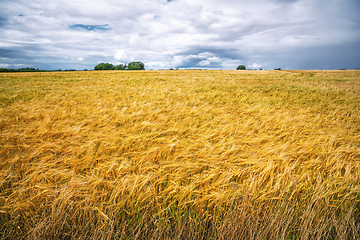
[69,24,111,31]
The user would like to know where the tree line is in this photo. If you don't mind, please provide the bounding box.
[0,68,47,72]
[94,61,145,71]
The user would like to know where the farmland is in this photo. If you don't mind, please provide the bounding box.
[1,70,359,239]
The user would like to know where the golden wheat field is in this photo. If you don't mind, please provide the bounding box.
[0,70,359,239]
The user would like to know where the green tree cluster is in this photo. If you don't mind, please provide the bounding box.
[0,68,46,72]
[94,61,144,71]
[127,61,145,70]
[115,64,126,70]
[94,63,116,70]
[237,65,246,70]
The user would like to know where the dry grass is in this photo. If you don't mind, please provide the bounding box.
[1,70,359,239]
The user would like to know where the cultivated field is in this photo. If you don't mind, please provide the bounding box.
[0,70,359,239]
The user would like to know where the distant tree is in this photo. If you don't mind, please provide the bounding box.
[94,61,144,71]
[274,68,282,70]
[237,65,246,70]
[94,63,115,70]
[127,61,145,70]
[138,61,145,70]
[115,64,126,70]
[127,62,139,70]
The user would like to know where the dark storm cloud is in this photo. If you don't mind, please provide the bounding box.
[172,52,223,69]
[279,40,360,70]
[0,49,20,58]
[0,0,359,70]
[0,18,7,28]
[0,45,47,61]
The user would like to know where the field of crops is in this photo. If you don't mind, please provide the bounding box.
[1,70,359,239]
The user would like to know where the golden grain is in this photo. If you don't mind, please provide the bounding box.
[0,70,359,239]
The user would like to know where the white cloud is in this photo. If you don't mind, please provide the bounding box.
[114,50,133,62]
[0,64,10,68]
[248,63,261,68]
[128,32,149,49]
[199,56,222,67]
[77,57,84,61]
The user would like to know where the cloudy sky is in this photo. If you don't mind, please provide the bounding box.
[1,0,359,70]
